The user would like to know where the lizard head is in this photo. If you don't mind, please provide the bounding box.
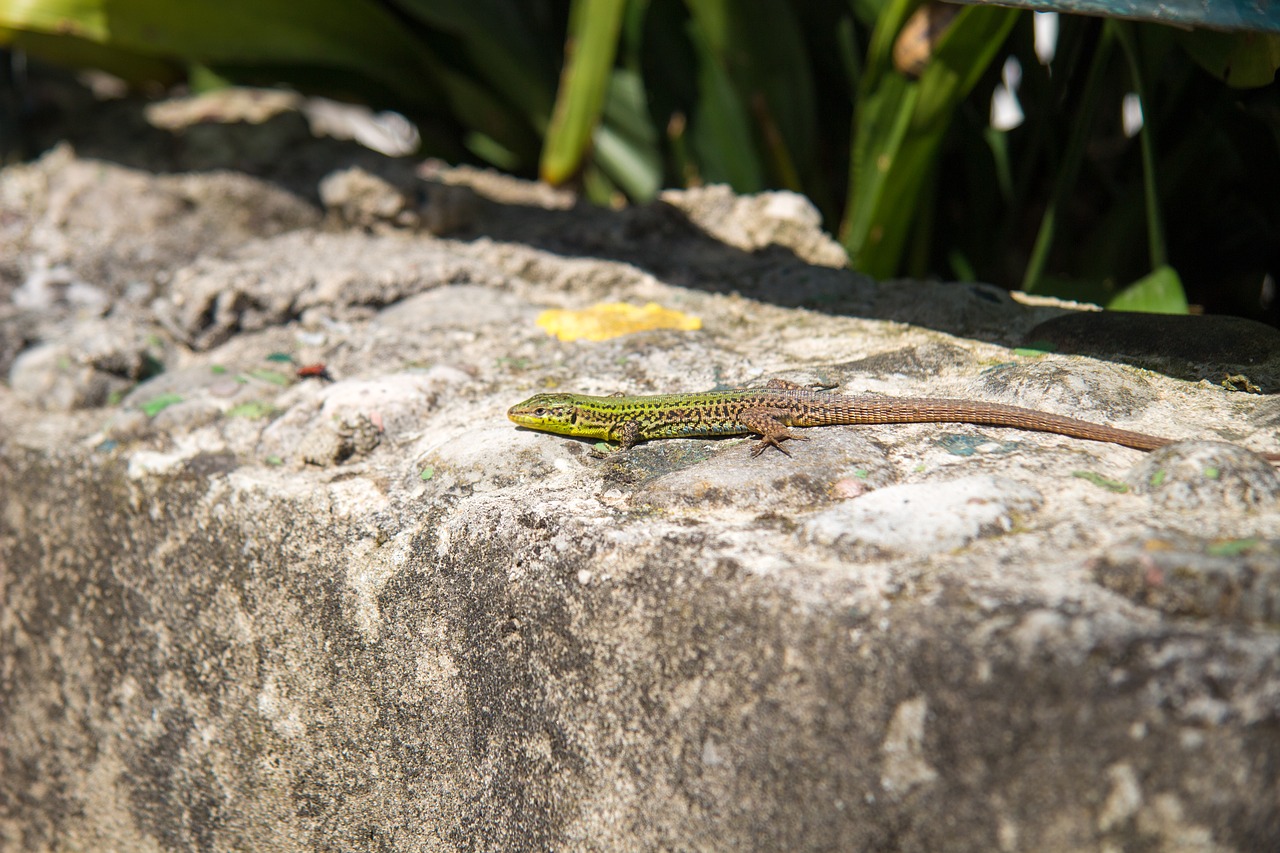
[507,393,599,438]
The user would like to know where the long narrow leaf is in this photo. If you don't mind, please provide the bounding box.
[593,68,661,200]
[681,2,765,191]
[541,0,626,186]
[1113,20,1173,291]
[844,4,1018,278]
[843,73,919,261]
[683,0,814,191]
[0,0,441,106]
[687,28,764,191]
[0,26,181,84]
[1022,23,1114,293]
[389,0,557,129]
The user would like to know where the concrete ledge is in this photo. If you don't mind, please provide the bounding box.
[3,91,1280,852]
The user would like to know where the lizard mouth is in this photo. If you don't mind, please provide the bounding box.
[507,410,567,432]
[506,410,543,427]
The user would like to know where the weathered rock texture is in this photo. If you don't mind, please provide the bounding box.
[2,87,1280,852]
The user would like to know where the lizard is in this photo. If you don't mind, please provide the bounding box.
[507,379,1280,461]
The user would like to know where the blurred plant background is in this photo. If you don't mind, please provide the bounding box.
[2,0,1279,322]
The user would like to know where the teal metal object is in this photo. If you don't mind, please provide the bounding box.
[956,0,1279,33]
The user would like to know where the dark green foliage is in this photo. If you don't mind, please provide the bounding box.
[2,0,1278,319]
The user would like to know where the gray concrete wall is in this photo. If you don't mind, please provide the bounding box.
[2,88,1279,852]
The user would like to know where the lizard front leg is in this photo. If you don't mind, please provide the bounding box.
[740,410,809,457]
[615,419,642,450]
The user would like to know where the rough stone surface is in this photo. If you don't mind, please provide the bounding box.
[3,86,1280,852]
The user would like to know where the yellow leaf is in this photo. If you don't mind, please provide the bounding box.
[536,302,702,342]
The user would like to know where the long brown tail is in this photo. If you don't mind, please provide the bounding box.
[825,397,1280,461]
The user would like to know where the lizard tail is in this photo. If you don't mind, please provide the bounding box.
[833,398,1280,462]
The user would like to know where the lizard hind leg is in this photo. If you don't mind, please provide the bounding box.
[741,410,809,457]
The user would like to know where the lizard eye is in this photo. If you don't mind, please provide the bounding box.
[533,408,547,417]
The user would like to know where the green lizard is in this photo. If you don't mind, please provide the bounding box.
[508,379,1280,460]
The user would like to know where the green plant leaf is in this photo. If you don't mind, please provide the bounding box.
[1022,21,1116,293]
[140,393,184,417]
[844,4,1019,278]
[0,0,443,107]
[1206,537,1259,557]
[1113,21,1167,270]
[1107,265,1189,314]
[1180,31,1280,89]
[1072,471,1130,493]
[390,0,557,127]
[843,72,918,263]
[541,0,627,185]
[0,26,181,84]
[592,68,662,200]
[684,12,764,191]
[681,0,814,192]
